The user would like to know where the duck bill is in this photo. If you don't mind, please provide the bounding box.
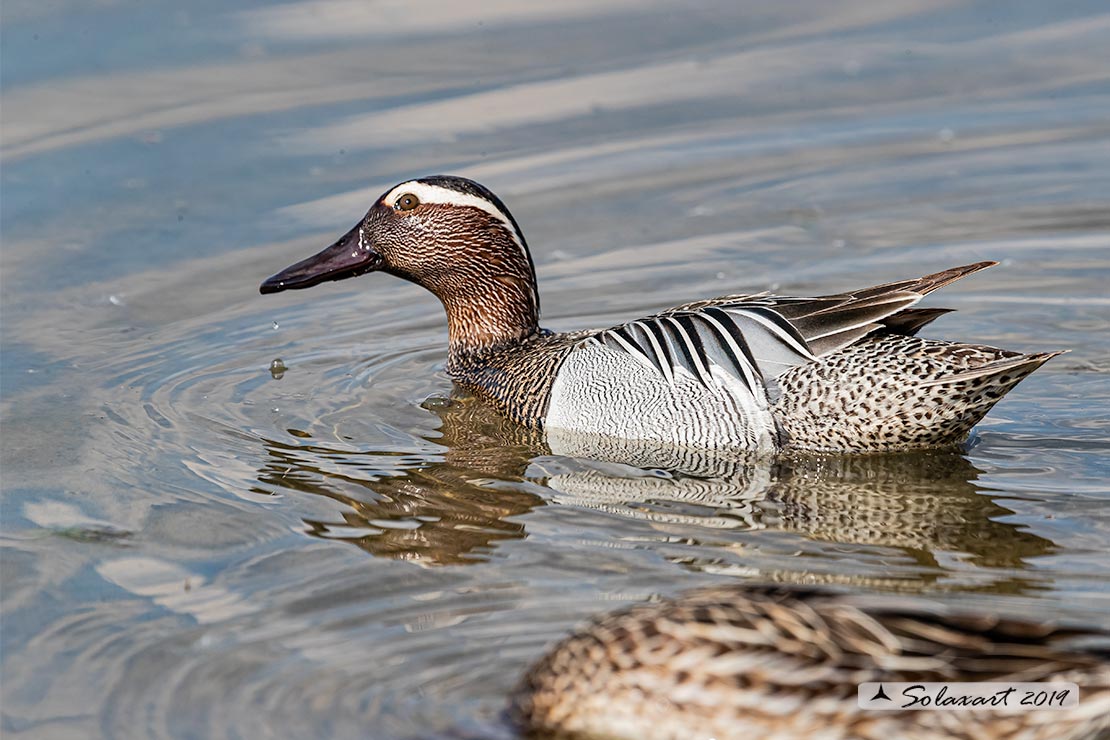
[259,223,382,294]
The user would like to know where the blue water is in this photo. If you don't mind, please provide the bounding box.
[3,2,1110,738]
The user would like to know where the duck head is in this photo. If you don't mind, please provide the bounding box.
[261,175,541,355]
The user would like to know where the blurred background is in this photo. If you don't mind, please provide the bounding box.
[2,1,1110,738]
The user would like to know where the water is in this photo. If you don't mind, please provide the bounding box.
[3,1,1110,738]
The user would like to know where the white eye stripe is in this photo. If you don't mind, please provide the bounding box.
[384,180,531,273]
[385,182,513,226]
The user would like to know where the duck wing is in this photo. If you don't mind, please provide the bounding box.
[591,262,996,392]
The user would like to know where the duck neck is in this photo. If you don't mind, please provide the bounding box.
[442,276,540,371]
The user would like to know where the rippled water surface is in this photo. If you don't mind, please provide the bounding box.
[3,1,1110,737]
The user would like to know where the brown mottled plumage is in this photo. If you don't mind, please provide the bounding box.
[260,175,1060,452]
[774,334,1060,452]
[447,329,587,426]
[513,585,1110,740]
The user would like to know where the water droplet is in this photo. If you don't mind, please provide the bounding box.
[420,396,453,411]
[938,128,955,144]
[269,358,287,379]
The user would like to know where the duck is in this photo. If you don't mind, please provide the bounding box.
[511,583,1110,740]
[260,175,1060,453]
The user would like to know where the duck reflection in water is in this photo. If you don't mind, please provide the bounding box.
[252,390,1054,580]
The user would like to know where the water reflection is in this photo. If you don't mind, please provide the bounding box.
[254,392,1054,577]
[255,395,546,565]
[767,453,1053,572]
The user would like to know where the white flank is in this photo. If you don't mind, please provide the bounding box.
[545,340,778,451]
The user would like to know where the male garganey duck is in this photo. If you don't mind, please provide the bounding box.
[512,584,1110,740]
[260,176,1060,453]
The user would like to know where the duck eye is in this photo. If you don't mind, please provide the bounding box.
[394,193,420,211]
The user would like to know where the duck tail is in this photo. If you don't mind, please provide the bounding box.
[774,338,1064,452]
[899,349,1066,444]
[919,350,1064,389]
